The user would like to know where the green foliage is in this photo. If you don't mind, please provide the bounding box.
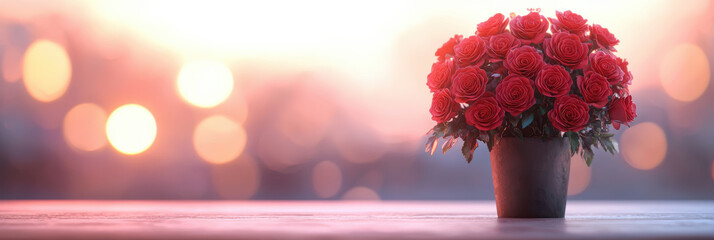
[521,112,534,128]
[425,98,623,167]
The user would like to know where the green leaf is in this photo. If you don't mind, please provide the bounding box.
[544,125,552,136]
[429,138,439,156]
[566,132,579,157]
[442,137,457,154]
[433,124,446,138]
[461,137,478,163]
[598,137,616,154]
[612,139,619,153]
[521,113,534,128]
[582,147,594,166]
[581,135,594,148]
[425,136,436,153]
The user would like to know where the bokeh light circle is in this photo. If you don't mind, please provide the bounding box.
[312,161,342,198]
[342,186,380,201]
[567,154,591,196]
[660,43,710,102]
[620,122,668,170]
[106,104,157,155]
[63,103,107,151]
[22,39,72,102]
[177,60,234,108]
[193,115,247,164]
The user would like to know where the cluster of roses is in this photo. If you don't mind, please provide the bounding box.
[428,10,636,136]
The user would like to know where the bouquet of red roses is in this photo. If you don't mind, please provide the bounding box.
[425,10,636,165]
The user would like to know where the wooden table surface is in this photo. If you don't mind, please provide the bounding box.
[1,200,713,239]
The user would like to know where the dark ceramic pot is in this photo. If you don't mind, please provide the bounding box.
[490,137,571,218]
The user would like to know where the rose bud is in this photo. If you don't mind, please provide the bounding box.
[426,59,454,92]
[477,13,510,37]
[585,51,624,85]
[548,94,590,132]
[504,45,544,79]
[454,35,487,67]
[589,24,620,51]
[544,32,590,69]
[435,34,463,62]
[577,71,613,108]
[466,92,504,130]
[536,64,572,98]
[486,32,521,61]
[496,74,535,116]
[509,12,549,44]
[430,88,460,123]
[608,95,637,130]
[451,66,488,103]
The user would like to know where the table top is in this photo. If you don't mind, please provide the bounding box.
[1,200,713,239]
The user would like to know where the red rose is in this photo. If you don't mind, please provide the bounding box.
[612,57,632,96]
[454,36,487,67]
[430,88,460,123]
[465,92,504,130]
[504,45,544,79]
[585,51,624,85]
[617,57,632,86]
[536,64,572,97]
[496,74,535,116]
[590,24,619,51]
[477,13,509,37]
[509,12,549,44]
[435,34,463,62]
[486,32,521,61]
[544,32,590,69]
[608,95,636,130]
[548,10,588,39]
[426,59,454,92]
[548,94,590,132]
[577,71,612,108]
[451,66,488,103]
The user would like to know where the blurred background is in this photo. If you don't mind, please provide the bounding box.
[0,0,713,200]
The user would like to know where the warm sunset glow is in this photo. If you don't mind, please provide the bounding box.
[211,155,260,199]
[312,161,342,198]
[193,115,246,164]
[177,60,234,108]
[568,155,591,196]
[660,43,710,102]
[620,122,668,170]
[63,103,107,152]
[342,186,380,201]
[22,39,72,102]
[106,104,157,155]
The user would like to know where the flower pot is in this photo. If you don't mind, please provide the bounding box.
[490,137,571,218]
